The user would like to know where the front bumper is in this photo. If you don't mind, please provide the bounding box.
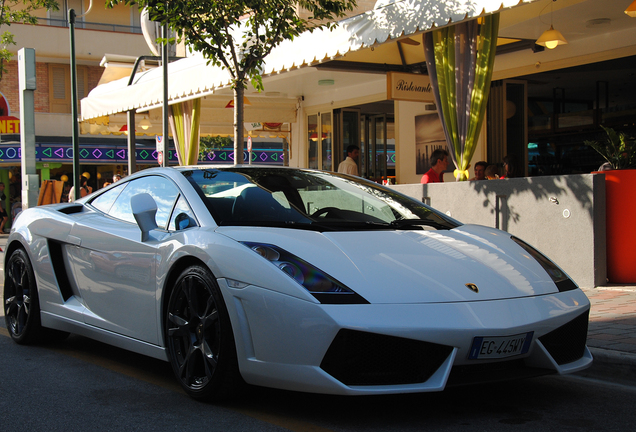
[219,280,592,395]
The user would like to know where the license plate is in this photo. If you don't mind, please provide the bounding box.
[468,332,533,360]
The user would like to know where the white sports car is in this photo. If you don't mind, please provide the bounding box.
[4,166,592,400]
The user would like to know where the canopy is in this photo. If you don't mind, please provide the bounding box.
[80,0,534,122]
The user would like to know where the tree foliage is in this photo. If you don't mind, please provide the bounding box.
[0,0,59,79]
[198,135,232,160]
[107,0,356,163]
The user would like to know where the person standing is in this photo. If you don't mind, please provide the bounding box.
[421,149,449,183]
[337,145,360,176]
[0,182,8,233]
[68,176,90,202]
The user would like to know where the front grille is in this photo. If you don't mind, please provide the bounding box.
[320,329,453,386]
[539,310,589,365]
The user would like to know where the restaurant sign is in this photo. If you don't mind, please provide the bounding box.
[386,72,435,103]
[0,92,19,133]
[0,116,20,133]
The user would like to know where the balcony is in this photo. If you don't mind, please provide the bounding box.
[40,18,142,34]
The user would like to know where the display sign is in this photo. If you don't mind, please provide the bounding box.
[0,116,20,133]
[0,143,287,166]
[386,72,435,103]
[0,143,178,165]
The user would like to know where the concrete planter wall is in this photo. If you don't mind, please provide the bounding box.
[390,174,607,289]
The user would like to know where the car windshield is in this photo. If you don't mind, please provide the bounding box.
[180,167,460,231]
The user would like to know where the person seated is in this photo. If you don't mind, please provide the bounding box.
[501,155,520,179]
[485,165,499,180]
[470,161,488,181]
[421,149,449,184]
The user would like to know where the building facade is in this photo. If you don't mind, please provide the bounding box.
[0,1,150,202]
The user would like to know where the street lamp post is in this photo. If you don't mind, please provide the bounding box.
[69,8,80,200]
[69,2,92,200]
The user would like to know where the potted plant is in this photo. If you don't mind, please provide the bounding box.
[586,125,636,284]
[585,125,636,170]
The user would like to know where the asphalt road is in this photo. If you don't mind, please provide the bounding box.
[2,329,636,432]
[2,239,636,431]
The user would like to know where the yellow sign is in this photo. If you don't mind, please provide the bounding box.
[387,72,435,103]
[0,116,20,133]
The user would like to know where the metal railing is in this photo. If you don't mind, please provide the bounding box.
[40,18,142,34]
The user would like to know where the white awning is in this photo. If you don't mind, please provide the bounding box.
[80,0,534,121]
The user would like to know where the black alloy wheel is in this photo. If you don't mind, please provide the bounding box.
[4,248,43,344]
[165,265,241,400]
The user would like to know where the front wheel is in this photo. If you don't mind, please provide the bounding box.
[165,265,241,400]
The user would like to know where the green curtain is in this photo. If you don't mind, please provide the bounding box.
[424,14,499,181]
[168,99,202,166]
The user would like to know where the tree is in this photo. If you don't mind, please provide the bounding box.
[198,135,232,161]
[107,0,356,164]
[1,0,59,80]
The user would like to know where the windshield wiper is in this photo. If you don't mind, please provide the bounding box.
[218,220,333,231]
[389,218,453,230]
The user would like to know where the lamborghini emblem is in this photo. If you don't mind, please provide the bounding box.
[465,283,479,293]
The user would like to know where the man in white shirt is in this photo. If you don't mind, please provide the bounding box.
[337,145,360,176]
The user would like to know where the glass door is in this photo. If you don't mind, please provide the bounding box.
[362,115,388,182]
[334,109,361,170]
[307,112,333,171]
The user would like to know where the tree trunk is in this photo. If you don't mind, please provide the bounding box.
[233,85,244,165]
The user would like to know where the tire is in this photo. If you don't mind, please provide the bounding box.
[4,248,44,344]
[3,248,69,344]
[165,265,242,400]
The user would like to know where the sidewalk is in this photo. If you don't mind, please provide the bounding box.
[582,286,636,354]
[578,285,636,383]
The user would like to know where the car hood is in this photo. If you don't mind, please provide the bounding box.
[216,224,561,304]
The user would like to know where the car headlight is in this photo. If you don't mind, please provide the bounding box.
[511,236,577,292]
[240,242,368,304]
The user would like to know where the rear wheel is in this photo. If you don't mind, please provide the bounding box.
[4,249,43,344]
[4,248,69,344]
[165,265,241,400]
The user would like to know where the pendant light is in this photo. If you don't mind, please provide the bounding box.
[536,0,568,49]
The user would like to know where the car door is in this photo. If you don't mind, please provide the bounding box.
[66,175,180,345]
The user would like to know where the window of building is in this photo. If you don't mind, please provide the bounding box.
[48,0,85,28]
[48,64,88,114]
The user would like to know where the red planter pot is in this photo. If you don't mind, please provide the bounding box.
[604,169,636,284]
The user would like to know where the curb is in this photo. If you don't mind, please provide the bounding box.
[576,347,636,384]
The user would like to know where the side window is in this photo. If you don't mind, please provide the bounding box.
[168,196,197,231]
[108,176,180,229]
[90,183,127,214]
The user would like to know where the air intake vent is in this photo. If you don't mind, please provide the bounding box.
[320,329,452,386]
[57,204,84,215]
[539,311,589,365]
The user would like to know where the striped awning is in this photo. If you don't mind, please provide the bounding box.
[80,0,535,121]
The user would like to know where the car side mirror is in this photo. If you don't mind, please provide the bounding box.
[131,193,158,242]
